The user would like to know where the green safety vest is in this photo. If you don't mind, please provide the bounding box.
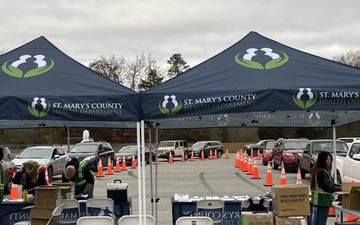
[73,161,94,188]
[311,168,334,207]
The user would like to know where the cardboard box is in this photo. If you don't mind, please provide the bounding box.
[271,184,310,217]
[30,208,59,225]
[336,182,360,210]
[51,182,75,199]
[34,186,60,209]
[274,215,308,225]
[241,211,274,225]
[107,180,128,202]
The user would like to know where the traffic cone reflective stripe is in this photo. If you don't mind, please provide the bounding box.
[106,156,114,175]
[131,155,137,169]
[10,171,19,199]
[264,161,274,186]
[114,156,121,172]
[256,152,261,160]
[247,157,253,175]
[279,162,287,185]
[250,149,254,158]
[168,152,173,163]
[122,156,128,171]
[296,167,302,184]
[242,156,248,172]
[209,150,213,160]
[201,150,205,161]
[181,152,186,162]
[214,150,218,160]
[251,160,260,179]
[96,158,104,177]
[225,149,230,159]
[238,154,243,170]
[234,151,239,167]
[190,151,195,161]
[45,168,50,185]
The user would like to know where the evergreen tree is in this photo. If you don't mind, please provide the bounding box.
[167,53,190,78]
[138,69,163,91]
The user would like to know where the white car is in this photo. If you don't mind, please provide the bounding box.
[343,140,360,182]
[337,137,360,149]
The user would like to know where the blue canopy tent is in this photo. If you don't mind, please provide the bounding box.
[0,36,140,128]
[140,31,360,129]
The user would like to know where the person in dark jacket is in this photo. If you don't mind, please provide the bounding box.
[62,158,95,199]
[310,151,341,225]
[12,160,47,195]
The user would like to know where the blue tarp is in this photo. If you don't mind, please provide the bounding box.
[140,31,360,128]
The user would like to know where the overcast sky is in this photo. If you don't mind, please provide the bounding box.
[1,1,360,70]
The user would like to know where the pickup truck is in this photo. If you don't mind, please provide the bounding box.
[343,140,360,182]
[297,139,347,183]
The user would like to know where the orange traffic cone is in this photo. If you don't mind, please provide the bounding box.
[296,167,302,184]
[181,152,186,162]
[209,150,213,160]
[106,156,114,175]
[200,150,205,161]
[131,155,137,169]
[279,162,287,185]
[225,149,230,159]
[256,152,261,160]
[122,156,128,171]
[238,154,243,170]
[242,156,248,172]
[250,149,254,158]
[247,158,253,175]
[168,152,173,163]
[328,207,335,217]
[96,158,104,177]
[264,161,274,186]
[10,172,19,199]
[346,213,359,221]
[234,151,239,167]
[214,150,218,160]
[45,168,50,185]
[190,151,195,161]
[251,160,260,179]
[114,156,121,172]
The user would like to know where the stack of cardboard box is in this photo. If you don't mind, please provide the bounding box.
[51,182,75,199]
[271,184,310,225]
[30,186,61,225]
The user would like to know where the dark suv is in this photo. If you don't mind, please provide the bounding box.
[67,141,115,172]
[189,141,224,158]
[244,139,275,157]
[272,138,309,172]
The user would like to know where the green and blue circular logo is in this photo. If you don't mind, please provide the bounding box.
[293,88,317,109]
[28,97,51,118]
[2,54,54,78]
[159,95,182,116]
[307,112,321,126]
[235,47,289,70]
[216,114,230,126]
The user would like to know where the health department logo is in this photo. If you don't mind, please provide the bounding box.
[159,95,182,116]
[2,54,55,78]
[293,88,317,109]
[216,114,230,126]
[235,47,289,70]
[307,112,321,126]
[28,97,51,118]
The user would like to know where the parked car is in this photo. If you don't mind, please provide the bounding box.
[343,140,360,182]
[189,141,224,158]
[157,140,189,161]
[116,145,156,166]
[67,141,115,172]
[262,141,276,166]
[297,139,348,181]
[336,137,360,148]
[244,139,276,157]
[11,145,71,182]
[272,138,309,172]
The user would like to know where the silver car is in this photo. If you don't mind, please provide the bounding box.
[11,145,71,182]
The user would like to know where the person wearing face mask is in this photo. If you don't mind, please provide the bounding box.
[12,160,47,195]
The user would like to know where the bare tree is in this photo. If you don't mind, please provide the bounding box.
[89,54,126,84]
[333,50,360,68]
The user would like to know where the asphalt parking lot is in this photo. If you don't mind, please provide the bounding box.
[53,154,338,225]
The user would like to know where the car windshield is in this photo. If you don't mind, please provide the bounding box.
[69,144,98,153]
[159,141,175,147]
[18,147,51,159]
[312,141,348,153]
[118,146,137,153]
[192,142,207,147]
[284,141,308,150]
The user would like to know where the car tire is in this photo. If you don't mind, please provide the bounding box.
[217,150,222,158]
[272,160,278,169]
[47,167,53,183]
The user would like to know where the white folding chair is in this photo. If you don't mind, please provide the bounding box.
[117,215,156,225]
[176,216,214,225]
[14,203,65,225]
[76,216,114,225]
[85,198,114,218]
[196,199,224,225]
[59,199,81,224]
